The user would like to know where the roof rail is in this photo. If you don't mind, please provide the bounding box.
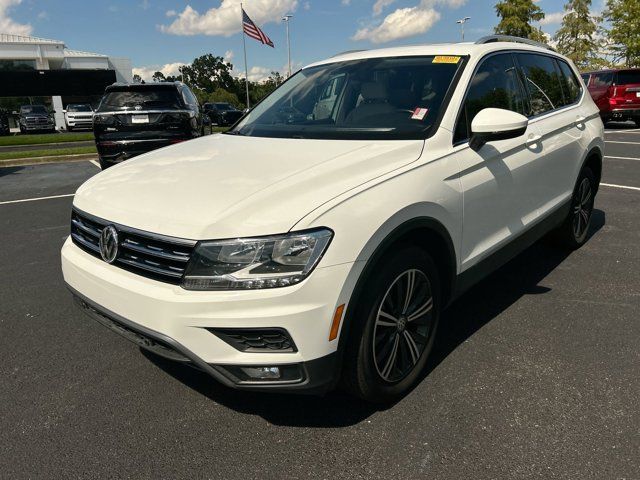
[475,35,555,52]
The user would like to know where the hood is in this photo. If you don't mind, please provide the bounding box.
[74,134,424,239]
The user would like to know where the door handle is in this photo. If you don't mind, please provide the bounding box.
[526,134,542,148]
[575,115,586,127]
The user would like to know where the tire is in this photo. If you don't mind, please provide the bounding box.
[342,245,441,402]
[553,167,596,250]
[98,158,111,170]
[67,126,73,132]
[19,125,25,134]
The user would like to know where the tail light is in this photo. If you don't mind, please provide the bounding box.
[607,85,627,105]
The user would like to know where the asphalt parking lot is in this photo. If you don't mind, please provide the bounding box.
[1,127,639,479]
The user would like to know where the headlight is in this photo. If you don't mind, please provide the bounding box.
[182,228,333,291]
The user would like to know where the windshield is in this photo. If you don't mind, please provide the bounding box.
[98,89,182,111]
[230,56,463,140]
[67,104,92,112]
[616,70,640,85]
[21,105,47,114]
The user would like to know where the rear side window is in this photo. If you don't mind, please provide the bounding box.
[181,87,198,107]
[557,60,582,105]
[615,70,640,85]
[516,53,564,116]
[592,72,613,88]
[454,53,527,142]
[581,74,590,85]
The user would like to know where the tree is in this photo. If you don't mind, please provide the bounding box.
[604,0,640,67]
[152,71,166,82]
[554,0,604,70]
[179,54,235,93]
[132,73,143,83]
[495,0,545,40]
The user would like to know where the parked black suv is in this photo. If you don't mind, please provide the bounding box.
[93,82,205,169]
[0,109,9,135]
[19,105,56,133]
[203,102,244,126]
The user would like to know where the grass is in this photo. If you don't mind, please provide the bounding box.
[0,132,94,147]
[0,145,97,161]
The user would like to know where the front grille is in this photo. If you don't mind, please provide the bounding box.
[208,328,297,353]
[70,209,196,285]
[26,117,50,125]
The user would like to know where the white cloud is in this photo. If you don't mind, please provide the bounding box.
[132,62,187,82]
[373,0,396,16]
[0,0,32,35]
[352,0,466,44]
[341,0,350,5]
[303,1,311,11]
[538,11,564,26]
[353,6,440,43]
[224,49,234,61]
[160,0,298,36]
[166,9,177,17]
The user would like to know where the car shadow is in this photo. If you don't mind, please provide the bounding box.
[0,165,24,178]
[143,209,605,428]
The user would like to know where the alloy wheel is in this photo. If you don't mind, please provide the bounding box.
[372,269,434,383]
[572,177,593,239]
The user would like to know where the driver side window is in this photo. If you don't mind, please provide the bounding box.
[454,53,527,143]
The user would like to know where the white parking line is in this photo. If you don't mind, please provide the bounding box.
[90,160,101,169]
[0,193,74,206]
[605,140,640,145]
[605,155,640,162]
[601,183,640,192]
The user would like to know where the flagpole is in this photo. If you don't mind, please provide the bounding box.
[241,3,250,109]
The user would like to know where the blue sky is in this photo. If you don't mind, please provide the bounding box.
[4,0,605,81]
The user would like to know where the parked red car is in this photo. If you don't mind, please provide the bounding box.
[581,68,640,125]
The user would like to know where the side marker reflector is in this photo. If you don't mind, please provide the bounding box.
[329,304,345,341]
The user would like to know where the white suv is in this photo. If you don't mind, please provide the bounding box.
[62,36,604,402]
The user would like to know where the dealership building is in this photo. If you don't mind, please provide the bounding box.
[0,33,132,130]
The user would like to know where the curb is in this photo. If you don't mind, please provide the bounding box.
[0,153,98,168]
[0,140,95,150]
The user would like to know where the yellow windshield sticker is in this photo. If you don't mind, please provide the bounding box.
[433,56,461,64]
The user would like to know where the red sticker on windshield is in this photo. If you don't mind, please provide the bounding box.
[411,107,429,120]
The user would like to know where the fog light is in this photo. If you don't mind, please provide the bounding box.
[240,366,281,379]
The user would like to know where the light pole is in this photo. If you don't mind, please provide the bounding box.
[456,16,471,42]
[282,14,293,77]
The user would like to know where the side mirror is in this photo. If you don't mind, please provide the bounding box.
[469,108,528,151]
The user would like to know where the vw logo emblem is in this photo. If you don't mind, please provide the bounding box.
[134,105,143,111]
[99,225,119,264]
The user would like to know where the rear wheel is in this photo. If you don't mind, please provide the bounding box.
[342,245,440,402]
[553,167,596,249]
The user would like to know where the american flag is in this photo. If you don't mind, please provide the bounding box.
[242,8,274,48]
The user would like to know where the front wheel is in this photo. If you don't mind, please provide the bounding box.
[342,246,441,402]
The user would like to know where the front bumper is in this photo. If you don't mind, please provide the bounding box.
[61,237,354,392]
[67,119,93,128]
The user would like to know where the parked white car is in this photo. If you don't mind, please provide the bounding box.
[64,103,94,131]
[62,36,604,402]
